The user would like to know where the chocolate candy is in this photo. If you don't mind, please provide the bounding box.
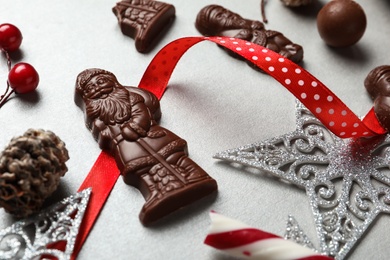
[0,129,69,218]
[317,0,366,48]
[195,5,303,65]
[75,68,218,225]
[112,0,175,53]
[364,65,390,132]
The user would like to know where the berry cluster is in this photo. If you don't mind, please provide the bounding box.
[0,23,39,108]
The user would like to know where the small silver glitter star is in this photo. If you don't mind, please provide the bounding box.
[214,101,390,259]
[0,188,91,260]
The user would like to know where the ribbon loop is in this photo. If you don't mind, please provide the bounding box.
[139,36,386,138]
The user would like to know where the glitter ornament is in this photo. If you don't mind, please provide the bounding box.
[0,188,91,260]
[215,101,390,259]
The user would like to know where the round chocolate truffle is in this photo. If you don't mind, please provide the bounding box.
[317,0,366,47]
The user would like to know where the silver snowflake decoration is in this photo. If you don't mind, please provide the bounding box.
[214,101,390,259]
[0,188,91,260]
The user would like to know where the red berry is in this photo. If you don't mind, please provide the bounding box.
[0,23,23,52]
[8,63,39,94]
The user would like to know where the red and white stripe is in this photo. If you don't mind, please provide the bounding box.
[204,212,332,260]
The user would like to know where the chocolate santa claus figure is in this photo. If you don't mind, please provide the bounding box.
[75,68,217,225]
[195,4,303,65]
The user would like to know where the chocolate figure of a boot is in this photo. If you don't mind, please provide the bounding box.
[75,68,217,225]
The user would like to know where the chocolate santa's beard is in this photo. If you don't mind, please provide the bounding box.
[86,86,132,125]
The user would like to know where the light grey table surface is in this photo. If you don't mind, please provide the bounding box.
[0,0,389,259]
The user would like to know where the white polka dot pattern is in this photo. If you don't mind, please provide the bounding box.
[205,36,384,138]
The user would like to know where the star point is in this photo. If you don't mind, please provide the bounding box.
[215,101,390,259]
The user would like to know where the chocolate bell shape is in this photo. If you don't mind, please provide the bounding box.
[364,65,390,132]
[113,0,175,53]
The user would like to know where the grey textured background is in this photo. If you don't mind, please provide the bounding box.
[0,0,389,259]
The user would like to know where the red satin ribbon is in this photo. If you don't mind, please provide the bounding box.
[139,36,386,138]
[71,36,387,258]
[71,151,119,259]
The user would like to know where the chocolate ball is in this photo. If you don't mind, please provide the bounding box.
[317,0,366,47]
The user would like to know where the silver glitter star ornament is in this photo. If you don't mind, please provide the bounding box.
[0,188,91,260]
[214,101,390,259]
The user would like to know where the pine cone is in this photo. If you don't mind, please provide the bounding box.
[0,129,69,217]
[280,0,312,7]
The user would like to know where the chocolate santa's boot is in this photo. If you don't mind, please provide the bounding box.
[138,161,217,225]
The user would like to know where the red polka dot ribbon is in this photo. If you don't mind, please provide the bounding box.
[139,36,387,138]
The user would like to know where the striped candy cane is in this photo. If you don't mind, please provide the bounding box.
[204,212,332,260]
